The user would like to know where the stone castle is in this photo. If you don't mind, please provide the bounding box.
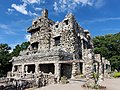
[7,9,111,82]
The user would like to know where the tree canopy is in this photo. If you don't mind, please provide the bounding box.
[11,42,30,57]
[0,42,29,77]
[93,32,120,71]
[0,44,12,77]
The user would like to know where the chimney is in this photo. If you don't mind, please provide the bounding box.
[41,9,48,18]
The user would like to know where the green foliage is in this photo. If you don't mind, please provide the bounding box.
[0,44,12,77]
[93,32,120,71]
[113,72,120,78]
[92,72,99,86]
[60,76,69,84]
[11,42,30,57]
[0,42,30,77]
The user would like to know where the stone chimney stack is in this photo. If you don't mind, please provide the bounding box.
[42,9,48,18]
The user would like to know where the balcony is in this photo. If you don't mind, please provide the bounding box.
[27,25,40,33]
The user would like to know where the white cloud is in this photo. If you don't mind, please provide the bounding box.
[22,0,44,4]
[53,0,105,12]
[11,3,28,15]
[11,3,38,16]
[74,0,93,6]
[94,0,105,8]
[28,11,38,16]
[53,2,58,12]
[0,24,17,35]
[8,8,14,12]
[5,30,16,35]
[84,17,120,23]
[0,24,9,29]
[22,0,39,4]
[6,8,14,14]
[25,34,31,41]
[9,0,45,16]
[35,7,42,11]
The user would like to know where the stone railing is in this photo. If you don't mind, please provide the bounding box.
[7,72,22,79]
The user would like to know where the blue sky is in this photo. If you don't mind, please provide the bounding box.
[0,0,120,49]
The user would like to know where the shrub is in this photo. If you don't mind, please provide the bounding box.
[113,72,120,78]
[60,76,69,84]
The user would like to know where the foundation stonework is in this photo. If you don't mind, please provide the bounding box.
[8,9,110,83]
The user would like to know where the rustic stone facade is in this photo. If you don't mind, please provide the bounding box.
[8,9,110,83]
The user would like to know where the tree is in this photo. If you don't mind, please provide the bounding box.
[0,44,12,77]
[0,42,30,77]
[93,32,120,71]
[11,42,30,57]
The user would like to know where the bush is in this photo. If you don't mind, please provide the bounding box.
[60,76,69,84]
[113,72,120,78]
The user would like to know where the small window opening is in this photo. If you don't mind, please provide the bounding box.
[54,36,60,46]
[39,19,41,22]
[64,20,69,25]
[79,53,82,59]
[56,25,58,28]
[27,64,35,73]
[31,42,38,50]
[34,21,37,26]
[14,66,18,72]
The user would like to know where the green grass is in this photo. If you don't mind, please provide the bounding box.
[113,72,120,78]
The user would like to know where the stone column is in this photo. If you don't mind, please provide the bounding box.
[71,62,78,79]
[81,39,84,50]
[12,65,15,73]
[84,49,95,86]
[35,63,39,74]
[82,62,85,74]
[21,64,25,78]
[99,62,104,81]
[54,63,61,82]
[11,65,15,77]
[25,66,28,73]
[81,39,85,60]
[71,62,81,79]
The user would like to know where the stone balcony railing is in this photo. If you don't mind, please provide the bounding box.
[7,72,22,79]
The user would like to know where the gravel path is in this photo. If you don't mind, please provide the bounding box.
[100,78,120,90]
[27,78,120,90]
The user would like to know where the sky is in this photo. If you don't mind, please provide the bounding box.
[0,0,120,49]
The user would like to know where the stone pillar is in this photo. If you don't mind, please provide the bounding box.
[21,64,25,78]
[82,62,85,74]
[104,61,108,78]
[12,65,15,73]
[99,62,104,81]
[71,62,79,79]
[81,39,85,60]
[35,63,39,74]
[25,66,28,73]
[54,63,61,82]
[81,39,84,50]
[84,49,95,86]
[108,65,111,72]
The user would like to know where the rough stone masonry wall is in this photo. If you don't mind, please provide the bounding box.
[29,14,55,51]
[52,13,82,60]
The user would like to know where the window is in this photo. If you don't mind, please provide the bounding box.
[34,21,37,26]
[64,20,68,25]
[39,19,41,22]
[56,25,58,28]
[79,53,82,59]
[54,36,60,46]
[31,42,38,50]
